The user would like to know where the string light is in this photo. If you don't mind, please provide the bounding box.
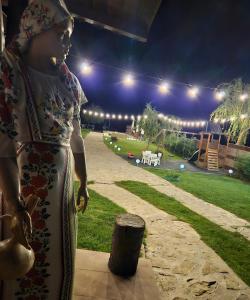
[82,109,249,127]
[81,61,93,75]
[240,114,247,119]
[239,93,248,102]
[187,86,199,99]
[123,73,135,87]
[214,90,226,101]
[158,81,170,94]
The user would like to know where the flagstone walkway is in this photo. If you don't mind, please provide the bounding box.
[84,132,250,300]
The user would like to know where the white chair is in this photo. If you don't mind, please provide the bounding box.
[148,154,158,166]
[141,151,152,164]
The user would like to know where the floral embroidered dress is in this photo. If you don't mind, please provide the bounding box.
[0,1,87,299]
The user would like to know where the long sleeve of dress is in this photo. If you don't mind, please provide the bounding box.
[70,75,88,153]
[0,53,18,158]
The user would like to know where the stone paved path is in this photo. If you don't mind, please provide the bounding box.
[84,132,250,300]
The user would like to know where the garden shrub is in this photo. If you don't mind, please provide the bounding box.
[164,133,197,159]
[235,155,250,181]
[111,136,118,142]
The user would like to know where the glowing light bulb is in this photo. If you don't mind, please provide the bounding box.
[239,93,248,101]
[215,90,226,101]
[158,81,170,94]
[81,61,92,75]
[106,113,110,118]
[123,73,135,87]
[112,114,116,119]
[124,115,128,120]
[187,86,199,99]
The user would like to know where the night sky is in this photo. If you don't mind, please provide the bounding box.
[67,0,250,127]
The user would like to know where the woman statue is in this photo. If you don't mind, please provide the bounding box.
[0,0,89,298]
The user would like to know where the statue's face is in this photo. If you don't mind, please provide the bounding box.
[33,18,73,61]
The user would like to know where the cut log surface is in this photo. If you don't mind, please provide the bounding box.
[108,213,145,277]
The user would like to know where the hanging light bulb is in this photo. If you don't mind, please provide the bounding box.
[81,61,93,75]
[214,90,226,101]
[124,115,128,120]
[239,93,248,102]
[118,114,122,120]
[100,113,104,117]
[112,114,116,119]
[106,113,110,118]
[158,81,170,94]
[94,112,99,116]
[123,73,135,87]
[89,111,93,115]
[240,114,248,119]
[187,86,199,99]
[131,115,135,120]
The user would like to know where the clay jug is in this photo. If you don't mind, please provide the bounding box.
[0,195,39,280]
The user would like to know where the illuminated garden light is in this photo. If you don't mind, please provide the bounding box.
[81,61,93,75]
[239,93,248,102]
[228,169,234,175]
[123,73,135,87]
[158,81,170,94]
[187,86,199,99]
[214,90,226,101]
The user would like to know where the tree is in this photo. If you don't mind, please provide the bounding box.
[210,79,250,145]
[139,104,161,148]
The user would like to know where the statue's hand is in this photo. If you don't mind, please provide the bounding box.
[77,184,89,214]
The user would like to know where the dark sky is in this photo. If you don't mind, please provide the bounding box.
[67,0,250,123]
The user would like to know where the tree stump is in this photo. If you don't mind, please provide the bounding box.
[108,213,145,277]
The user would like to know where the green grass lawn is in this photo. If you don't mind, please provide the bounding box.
[81,128,91,138]
[117,180,250,286]
[146,168,250,223]
[103,135,179,160]
[75,182,126,252]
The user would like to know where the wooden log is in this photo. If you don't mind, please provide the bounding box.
[108,213,145,277]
